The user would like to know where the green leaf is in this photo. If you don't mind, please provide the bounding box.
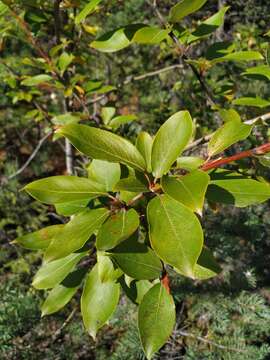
[188,6,229,43]
[147,195,203,278]
[81,264,120,339]
[161,170,210,214]
[114,175,149,193]
[151,111,193,178]
[87,159,121,191]
[55,198,90,216]
[21,74,52,86]
[207,176,270,207]
[136,132,153,173]
[96,209,140,251]
[138,283,175,360]
[52,113,81,126]
[169,0,208,23]
[176,156,204,170]
[101,107,116,125]
[193,247,221,280]
[90,24,144,52]
[132,26,169,44]
[109,115,137,129]
[32,252,86,289]
[45,208,109,261]
[120,278,153,305]
[208,119,252,157]
[211,51,264,64]
[242,65,270,81]
[110,234,162,280]
[258,153,270,168]
[24,175,106,204]
[41,268,87,316]
[58,124,146,172]
[97,253,123,282]
[75,0,102,25]
[232,97,270,108]
[58,52,75,74]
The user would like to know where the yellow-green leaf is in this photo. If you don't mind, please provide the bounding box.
[169,0,208,23]
[136,132,153,173]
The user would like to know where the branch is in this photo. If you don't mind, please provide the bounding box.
[8,131,52,180]
[201,142,270,171]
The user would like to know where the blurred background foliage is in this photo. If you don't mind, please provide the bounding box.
[1,0,270,358]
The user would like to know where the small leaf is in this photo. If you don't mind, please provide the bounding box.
[101,107,116,125]
[21,74,52,86]
[120,278,153,304]
[75,0,102,25]
[45,208,109,261]
[211,51,264,64]
[151,111,193,179]
[52,113,81,126]
[193,247,221,280]
[114,175,149,193]
[14,225,64,250]
[242,65,270,81]
[232,97,270,108]
[24,176,106,204]
[109,115,137,129]
[110,234,162,280]
[161,170,210,214]
[136,132,153,173]
[147,195,203,278]
[176,156,204,170]
[97,253,123,282]
[208,119,252,157]
[87,159,121,191]
[41,268,87,316]
[96,209,140,251]
[81,264,120,339]
[58,52,75,74]
[169,0,208,23]
[32,252,86,289]
[207,176,270,207]
[133,26,169,44]
[138,284,176,360]
[58,124,146,172]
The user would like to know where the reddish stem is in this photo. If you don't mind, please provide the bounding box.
[201,142,270,172]
[161,273,171,294]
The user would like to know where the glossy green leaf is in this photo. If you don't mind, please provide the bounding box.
[133,26,169,44]
[75,0,102,25]
[120,277,153,305]
[55,198,90,216]
[87,159,121,191]
[109,115,137,129]
[193,247,221,280]
[21,74,52,86]
[24,175,106,204]
[208,119,252,157]
[147,195,203,278]
[14,225,64,250]
[41,268,87,316]
[169,0,208,23]
[110,234,162,280]
[96,209,140,251]
[114,175,149,193]
[212,51,264,64]
[242,65,270,81]
[151,111,193,178]
[161,170,210,214]
[45,208,109,261]
[188,6,229,43]
[176,156,204,170]
[136,132,153,173]
[97,253,123,282]
[90,24,143,52]
[207,177,270,207]
[138,284,175,360]
[81,264,120,339]
[32,252,86,289]
[58,124,146,172]
[232,97,270,108]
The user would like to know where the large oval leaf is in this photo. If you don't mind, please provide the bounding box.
[81,264,120,339]
[87,159,121,191]
[14,224,64,250]
[32,252,86,289]
[169,0,208,23]
[147,195,203,277]
[151,111,193,179]
[96,209,140,251]
[45,208,109,261]
[136,132,153,173]
[110,234,162,280]
[58,124,146,172]
[161,170,210,214]
[24,175,106,204]
[207,177,270,207]
[138,283,175,360]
